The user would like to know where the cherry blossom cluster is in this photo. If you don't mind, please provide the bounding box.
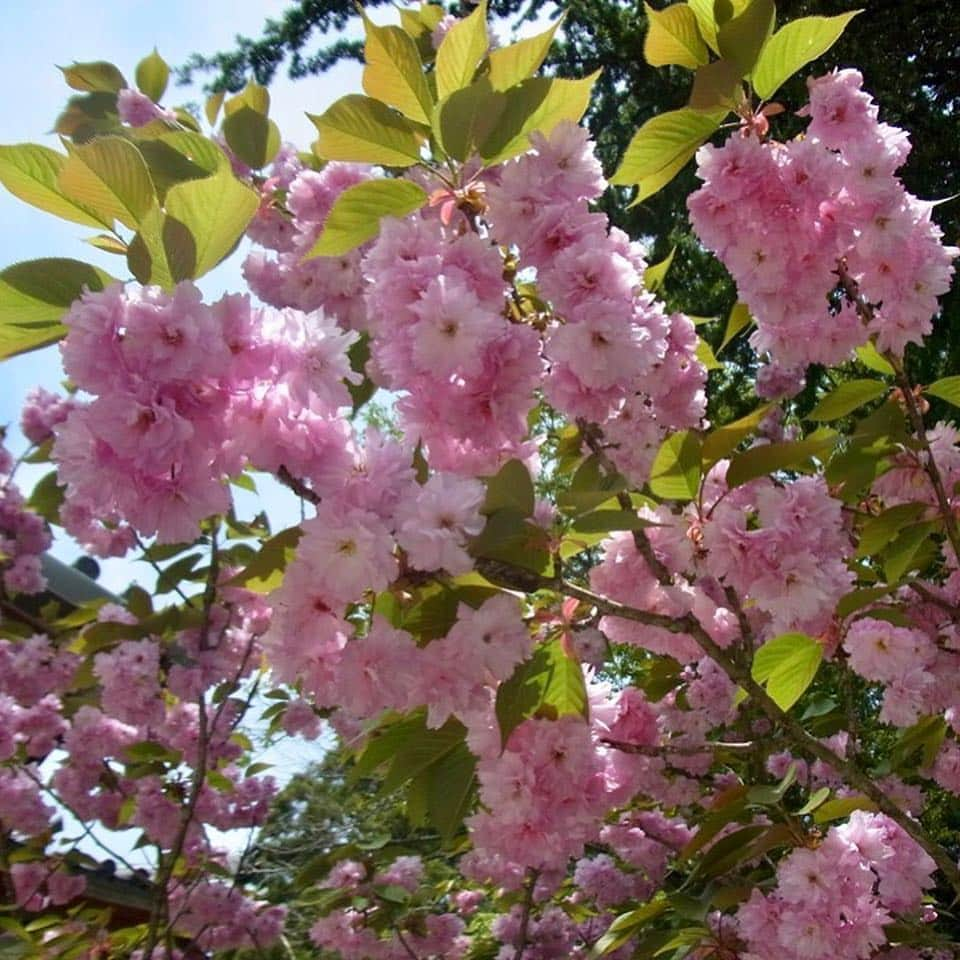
[688,69,958,379]
[736,812,936,960]
[0,437,51,597]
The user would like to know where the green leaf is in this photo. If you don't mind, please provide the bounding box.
[310,95,423,166]
[163,166,259,277]
[469,508,551,574]
[487,18,563,90]
[381,716,466,791]
[556,454,627,515]
[60,61,125,93]
[891,715,947,771]
[495,639,589,747]
[794,786,830,815]
[436,1,489,101]
[482,458,535,517]
[925,375,960,407]
[855,340,894,376]
[135,131,226,199]
[644,2,709,68]
[687,0,723,53]
[222,107,281,169]
[135,50,170,103]
[813,795,877,823]
[696,336,721,371]
[437,79,507,162]
[0,258,116,359]
[856,502,927,558]
[572,509,657,534]
[26,470,64,524]
[717,0,775,76]
[0,144,109,228]
[719,301,752,352]
[725,431,838,489]
[127,204,196,288]
[54,91,118,141]
[751,632,822,711]
[643,246,675,294]
[425,742,476,838]
[361,14,434,125]
[649,430,702,501]
[701,401,772,464]
[808,379,887,421]
[228,527,303,593]
[592,899,669,956]
[883,521,937,584]
[305,179,426,258]
[611,108,724,192]
[225,81,271,116]
[689,58,742,112]
[59,137,157,230]
[479,73,599,165]
[205,91,226,127]
[752,11,862,100]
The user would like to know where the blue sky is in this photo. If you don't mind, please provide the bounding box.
[0,0,365,588]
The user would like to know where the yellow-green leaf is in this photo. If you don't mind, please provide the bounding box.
[688,58,742,111]
[488,18,563,90]
[438,79,507,162]
[925,376,960,407]
[643,246,675,293]
[60,61,126,93]
[310,95,423,166]
[205,91,226,127]
[717,0,775,76]
[696,336,721,370]
[612,108,725,190]
[752,632,822,712]
[644,2,709,68]
[701,400,772,464]
[649,430,702,501]
[163,166,259,277]
[59,137,157,230]
[222,106,281,169]
[135,49,170,103]
[127,204,196,288]
[855,341,894,376]
[224,81,270,117]
[361,14,434,124]
[436,1,489,101]
[480,72,599,165]
[305,179,427,258]
[719,301,752,352]
[0,144,108,229]
[808,379,887,421]
[726,431,838,488]
[0,258,116,359]
[752,11,862,100]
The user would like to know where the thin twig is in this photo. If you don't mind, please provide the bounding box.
[474,556,960,898]
[514,867,539,960]
[276,465,321,506]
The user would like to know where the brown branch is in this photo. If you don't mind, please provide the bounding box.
[600,737,758,756]
[276,465,321,506]
[514,867,539,960]
[576,419,674,583]
[475,557,960,898]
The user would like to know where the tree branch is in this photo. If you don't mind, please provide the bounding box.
[474,557,960,898]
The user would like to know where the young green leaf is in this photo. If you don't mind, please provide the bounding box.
[310,95,424,166]
[717,0,775,76]
[0,258,116,359]
[135,49,170,103]
[925,375,960,408]
[222,107,281,169]
[649,430,702,501]
[0,144,109,229]
[751,632,823,712]
[479,72,599,165]
[725,431,838,488]
[305,179,426,258]
[808,379,887,421]
[437,79,507,162]
[643,2,709,69]
[435,1,489,101]
[752,11,862,100]
[361,14,434,125]
[643,246,675,293]
[611,108,725,192]
[487,18,563,90]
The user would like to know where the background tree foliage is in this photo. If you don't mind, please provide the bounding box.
[180,0,960,421]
